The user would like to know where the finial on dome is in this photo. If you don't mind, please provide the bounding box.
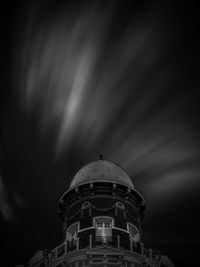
[99,154,103,160]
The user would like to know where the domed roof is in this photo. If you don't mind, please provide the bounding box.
[69,160,134,188]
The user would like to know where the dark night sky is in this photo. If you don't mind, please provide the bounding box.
[0,1,199,267]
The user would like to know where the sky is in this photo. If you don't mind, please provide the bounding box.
[0,1,199,266]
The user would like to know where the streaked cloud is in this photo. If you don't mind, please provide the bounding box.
[13,1,200,203]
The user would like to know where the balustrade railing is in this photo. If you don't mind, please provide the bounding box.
[95,235,112,245]
[44,235,158,266]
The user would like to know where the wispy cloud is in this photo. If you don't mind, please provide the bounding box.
[13,2,200,202]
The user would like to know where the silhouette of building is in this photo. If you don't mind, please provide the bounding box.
[18,158,175,267]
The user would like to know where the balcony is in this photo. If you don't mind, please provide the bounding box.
[37,235,161,267]
[67,233,141,254]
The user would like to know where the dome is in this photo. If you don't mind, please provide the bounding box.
[69,160,134,188]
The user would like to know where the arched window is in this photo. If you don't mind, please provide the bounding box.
[94,217,113,243]
[127,223,140,243]
[66,222,79,242]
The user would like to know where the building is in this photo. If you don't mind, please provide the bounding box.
[19,158,175,267]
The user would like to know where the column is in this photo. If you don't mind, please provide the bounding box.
[89,234,92,248]
[130,238,133,252]
[140,242,144,256]
[64,241,68,254]
[148,248,152,259]
[117,235,120,248]
[76,237,79,250]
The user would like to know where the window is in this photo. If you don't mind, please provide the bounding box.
[94,217,113,243]
[66,222,79,241]
[104,222,111,228]
[96,222,111,228]
[127,223,140,243]
[97,222,103,228]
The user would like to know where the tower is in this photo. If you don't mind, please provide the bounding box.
[23,159,175,267]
